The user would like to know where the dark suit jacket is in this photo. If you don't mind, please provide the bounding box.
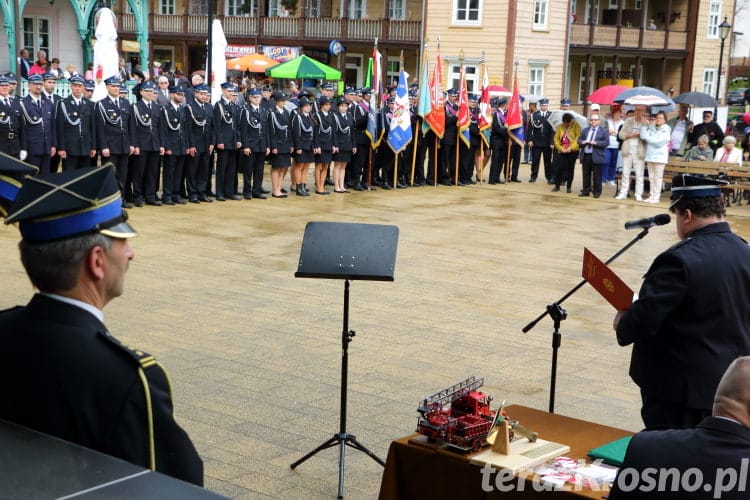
[616,222,750,410]
[131,100,163,152]
[160,103,188,154]
[185,98,213,153]
[0,294,203,485]
[95,96,134,154]
[239,104,268,152]
[577,125,609,164]
[609,417,750,499]
[213,99,239,149]
[20,94,56,155]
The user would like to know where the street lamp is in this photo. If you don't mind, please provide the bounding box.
[714,16,731,117]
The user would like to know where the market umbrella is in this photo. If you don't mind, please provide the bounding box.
[265,55,341,80]
[227,53,279,73]
[672,91,717,108]
[613,86,670,104]
[548,110,588,130]
[587,84,630,105]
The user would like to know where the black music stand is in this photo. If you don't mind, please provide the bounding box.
[290,222,398,499]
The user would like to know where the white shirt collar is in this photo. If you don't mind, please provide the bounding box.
[41,292,104,323]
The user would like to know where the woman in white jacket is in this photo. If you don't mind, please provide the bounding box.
[640,111,671,203]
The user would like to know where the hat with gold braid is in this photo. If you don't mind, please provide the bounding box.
[0,153,38,219]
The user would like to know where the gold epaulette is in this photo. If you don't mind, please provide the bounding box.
[98,330,157,369]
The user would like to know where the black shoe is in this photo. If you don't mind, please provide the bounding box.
[397,182,407,189]
[243,194,253,200]
[296,186,310,196]
[551,186,560,192]
[353,183,365,191]
[362,184,376,191]
[145,200,162,206]
[511,178,522,183]
[529,177,537,183]
[426,180,437,186]
[593,194,601,198]
[439,180,453,186]
[489,181,497,185]
[216,196,226,201]
[457,181,468,186]
[281,188,288,194]
[200,195,213,203]
[163,199,176,205]
[260,188,271,194]
[334,189,349,193]
[189,197,200,203]
[123,201,134,209]
[134,200,144,207]
[174,198,188,205]
[578,192,590,197]
[229,194,243,201]
[566,188,572,193]
[252,193,267,199]
[316,190,331,195]
[272,193,288,198]
[381,183,393,190]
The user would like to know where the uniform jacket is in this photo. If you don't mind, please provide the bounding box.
[616,222,750,410]
[131,100,163,152]
[20,94,56,155]
[353,101,371,145]
[442,101,458,145]
[314,110,334,151]
[0,96,26,155]
[577,124,610,164]
[609,417,750,499]
[239,104,268,152]
[332,110,355,152]
[527,110,554,147]
[95,95,134,154]
[185,98,213,153]
[640,123,672,164]
[56,95,96,155]
[213,99,239,150]
[0,294,203,485]
[490,109,508,144]
[618,117,647,158]
[268,105,292,152]
[160,102,188,154]
[292,112,314,151]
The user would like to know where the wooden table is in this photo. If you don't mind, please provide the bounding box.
[378,405,632,500]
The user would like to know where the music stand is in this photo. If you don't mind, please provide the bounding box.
[290,222,398,499]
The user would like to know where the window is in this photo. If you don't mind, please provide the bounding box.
[389,0,405,19]
[533,0,548,29]
[609,0,618,7]
[702,68,716,95]
[577,63,595,103]
[189,0,208,15]
[159,0,175,15]
[528,66,544,97]
[349,0,366,19]
[268,0,281,16]
[453,0,481,26]
[386,58,400,86]
[707,1,721,38]
[225,0,256,15]
[448,64,478,93]
[23,17,50,59]
[584,1,598,24]
[634,0,642,9]
[124,0,133,14]
[305,0,320,17]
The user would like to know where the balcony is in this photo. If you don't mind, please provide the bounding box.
[119,14,421,45]
[570,23,688,53]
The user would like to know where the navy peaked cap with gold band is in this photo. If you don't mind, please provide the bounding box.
[0,154,39,218]
[5,165,137,242]
[669,174,726,208]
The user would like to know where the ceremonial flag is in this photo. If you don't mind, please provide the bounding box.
[506,73,525,147]
[478,64,492,147]
[387,68,412,154]
[457,66,471,148]
[425,53,445,139]
[366,48,384,147]
[418,57,431,136]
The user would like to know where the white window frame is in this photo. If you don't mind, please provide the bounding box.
[268,0,282,16]
[345,54,363,89]
[528,66,545,97]
[707,1,721,39]
[634,0,642,9]
[386,57,400,86]
[225,0,255,16]
[349,0,367,19]
[585,1,598,24]
[577,62,595,104]
[389,0,405,20]
[609,0,618,7]
[452,0,482,27]
[153,45,175,72]
[533,0,548,30]
[23,16,51,59]
[702,68,716,95]
[447,64,478,93]
[158,0,175,15]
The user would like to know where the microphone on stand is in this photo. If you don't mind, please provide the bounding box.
[624,214,671,230]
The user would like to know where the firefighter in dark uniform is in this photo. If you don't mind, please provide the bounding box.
[459,93,480,185]
[0,75,26,160]
[614,175,750,430]
[239,88,269,200]
[130,81,164,207]
[313,96,335,194]
[350,88,373,190]
[56,76,96,171]
[527,97,554,183]
[441,88,459,185]
[185,84,214,203]
[213,82,242,201]
[488,97,508,184]
[20,74,56,174]
[1,165,203,485]
[159,86,189,205]
[95,76,135,207]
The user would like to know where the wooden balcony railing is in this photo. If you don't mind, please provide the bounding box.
[118,14,420,44]
[571,23,689,52]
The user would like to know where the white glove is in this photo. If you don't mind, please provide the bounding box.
[19,150,27,161]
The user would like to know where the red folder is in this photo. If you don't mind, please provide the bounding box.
[582,248,634,311]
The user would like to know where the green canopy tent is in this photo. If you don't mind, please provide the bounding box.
[265,55,341,80]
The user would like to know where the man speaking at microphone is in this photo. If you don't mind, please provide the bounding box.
[613,175,750,430]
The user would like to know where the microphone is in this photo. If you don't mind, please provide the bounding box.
[624,214,671,230]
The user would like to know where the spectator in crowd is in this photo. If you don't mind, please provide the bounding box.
[17,49,31,79]
[684,135,714,161]
[28,50,49,76]
[667,104,693,157]
[715,135,743,167]
[84,62,95,81]
[48,58,63,79]
[604,106,623,185]
[640,110,671,203]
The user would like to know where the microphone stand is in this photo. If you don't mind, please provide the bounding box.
[522,226,653,413]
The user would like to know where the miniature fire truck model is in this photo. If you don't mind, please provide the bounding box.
[416,376,498,452]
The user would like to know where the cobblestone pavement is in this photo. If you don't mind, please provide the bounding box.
[2,165,748,499]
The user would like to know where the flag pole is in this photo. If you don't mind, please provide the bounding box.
[434,35,440,187]
[479,51,486,184]
[367,37,378,191]
[411,46,427,187]
[455,49,463,186]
